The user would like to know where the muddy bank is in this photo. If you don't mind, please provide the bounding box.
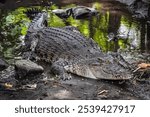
[1,53,150,100]
[0,74,150,100]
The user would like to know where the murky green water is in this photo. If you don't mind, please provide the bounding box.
[0,0,150,59]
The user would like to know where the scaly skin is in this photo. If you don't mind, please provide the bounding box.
[23,11,133,80]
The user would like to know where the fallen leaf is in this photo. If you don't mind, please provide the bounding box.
[138,63,150,69]
[133,63,150,72]
[4,83,13,89]
[98,90,108,95]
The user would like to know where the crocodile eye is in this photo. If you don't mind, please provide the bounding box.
[97,57,103,63]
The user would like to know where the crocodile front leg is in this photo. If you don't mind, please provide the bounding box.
[51,59,72,80]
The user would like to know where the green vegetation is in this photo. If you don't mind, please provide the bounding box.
[0,8,30,58]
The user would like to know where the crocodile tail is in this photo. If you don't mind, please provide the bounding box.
[24,8,42,20]
[27,11,48,33]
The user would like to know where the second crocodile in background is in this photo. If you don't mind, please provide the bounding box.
[23,8,133,80]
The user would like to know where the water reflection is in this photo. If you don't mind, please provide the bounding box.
[0,1,150,59]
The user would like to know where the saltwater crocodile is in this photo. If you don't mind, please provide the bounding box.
[23,10,133,80]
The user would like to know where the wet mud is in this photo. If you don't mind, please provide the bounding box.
[0,72,150,100]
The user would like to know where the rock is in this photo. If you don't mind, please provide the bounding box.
[52,8,72,19]
[52,6,99,19]
[0,58,9,71]
[15,59,44,79]
[72,6,98,19]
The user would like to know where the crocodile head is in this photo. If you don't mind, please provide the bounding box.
[64,56,133,80]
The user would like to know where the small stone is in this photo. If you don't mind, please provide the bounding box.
[15,59,44,79]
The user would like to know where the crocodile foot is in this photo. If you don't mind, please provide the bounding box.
[51,59,72,81]
[58,72,72,81]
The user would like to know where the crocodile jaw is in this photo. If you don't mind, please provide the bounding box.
[64,65,97,79]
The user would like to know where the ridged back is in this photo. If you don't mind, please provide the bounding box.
[35,27,101,63]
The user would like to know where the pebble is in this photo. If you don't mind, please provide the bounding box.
[15,59,44,79]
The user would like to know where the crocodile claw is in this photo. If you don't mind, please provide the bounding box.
[59,73,72,81]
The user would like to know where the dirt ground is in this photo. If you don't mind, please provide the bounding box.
[0,73,150,100]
